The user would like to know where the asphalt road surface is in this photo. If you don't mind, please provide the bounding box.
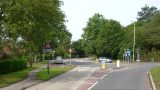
[91,63,160,90]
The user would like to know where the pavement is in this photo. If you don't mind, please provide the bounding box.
[25,66,99,90]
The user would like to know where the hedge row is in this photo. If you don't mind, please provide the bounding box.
[0,59,27,75]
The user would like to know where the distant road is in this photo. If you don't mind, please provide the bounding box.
[91,63,160,90]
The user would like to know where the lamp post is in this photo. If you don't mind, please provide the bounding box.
[133,22,136,62]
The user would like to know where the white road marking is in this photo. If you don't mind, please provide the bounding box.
[100,74,108,79]
[87,82,98,90]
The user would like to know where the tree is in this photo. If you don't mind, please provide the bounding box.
[119,6,160,61]
[72,39,85,58]
[0,0,71,62]
[137,4,158,22]
[96,20,123,59]
[82,13,105,56]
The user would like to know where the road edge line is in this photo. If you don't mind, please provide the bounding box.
[87,82,98,90]
[148,70,156,90]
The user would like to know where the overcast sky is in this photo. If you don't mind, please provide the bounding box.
[61,0,160,41]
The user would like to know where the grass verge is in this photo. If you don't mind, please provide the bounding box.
[0,61,47,88]
[150,67,160,89]
[0,67,35,88]
[32,61,47,68]
[37,66,74,81]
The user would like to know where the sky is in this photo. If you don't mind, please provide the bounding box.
[61,0,160,41]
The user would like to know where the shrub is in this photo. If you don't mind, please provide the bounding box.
[0,59,27,75]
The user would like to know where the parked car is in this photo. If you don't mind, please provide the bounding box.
[55,56,63,64]
[99,57,112,63]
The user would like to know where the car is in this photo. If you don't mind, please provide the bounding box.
[99,57,112,63]
[55,56,63,64]
[106,58,112,63]
[99,57,106,62]
[136,59,140,62]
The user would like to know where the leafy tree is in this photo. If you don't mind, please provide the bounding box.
[120,6,160,61]
[137,14,160,50]
[72,39,85,58]
[0,0,71,62]
[137,4,158,22]
[82,13,105,56]
[96,20,123,59]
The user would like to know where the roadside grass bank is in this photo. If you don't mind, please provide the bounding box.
[151,67,160,89]
[0,62,47,88]
[0,67,35,88]
[37,66,74,81]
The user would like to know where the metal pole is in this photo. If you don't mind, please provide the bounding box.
[133,22,135,62]
[70,51,71,66]
[70,43,72,66]
[47,58,49,74]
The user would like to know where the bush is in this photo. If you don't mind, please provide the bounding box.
[0,59,27,75]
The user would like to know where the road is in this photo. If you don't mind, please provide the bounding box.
[25,58,98,90]
[91,63,160,90]
[1,58,159,90]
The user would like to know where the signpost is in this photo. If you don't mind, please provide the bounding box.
[124,49,131,63]
[69,48,72,66]
[43,42,53,74]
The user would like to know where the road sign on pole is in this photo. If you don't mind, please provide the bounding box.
[43,42,53,74]
[124,49,131,63]
[43,42,53,53]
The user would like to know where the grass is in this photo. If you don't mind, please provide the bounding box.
[32,61,47,68]
[37,66,74,81]
[0,61,47,88]
[0,67,35,88]
[150,67,160,89]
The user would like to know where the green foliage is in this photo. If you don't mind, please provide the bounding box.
[81,5,160,61]
[119,7,160,61]
[137,4,158,22]
[136,14,160,61]
[96,20,123,59]
[82,13,105,56]
[82,13,123,59]
[72,39,85,58]
[0,0,71,60]
[0,59,27,75]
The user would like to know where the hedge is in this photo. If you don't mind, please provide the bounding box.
[0,59,27,75]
